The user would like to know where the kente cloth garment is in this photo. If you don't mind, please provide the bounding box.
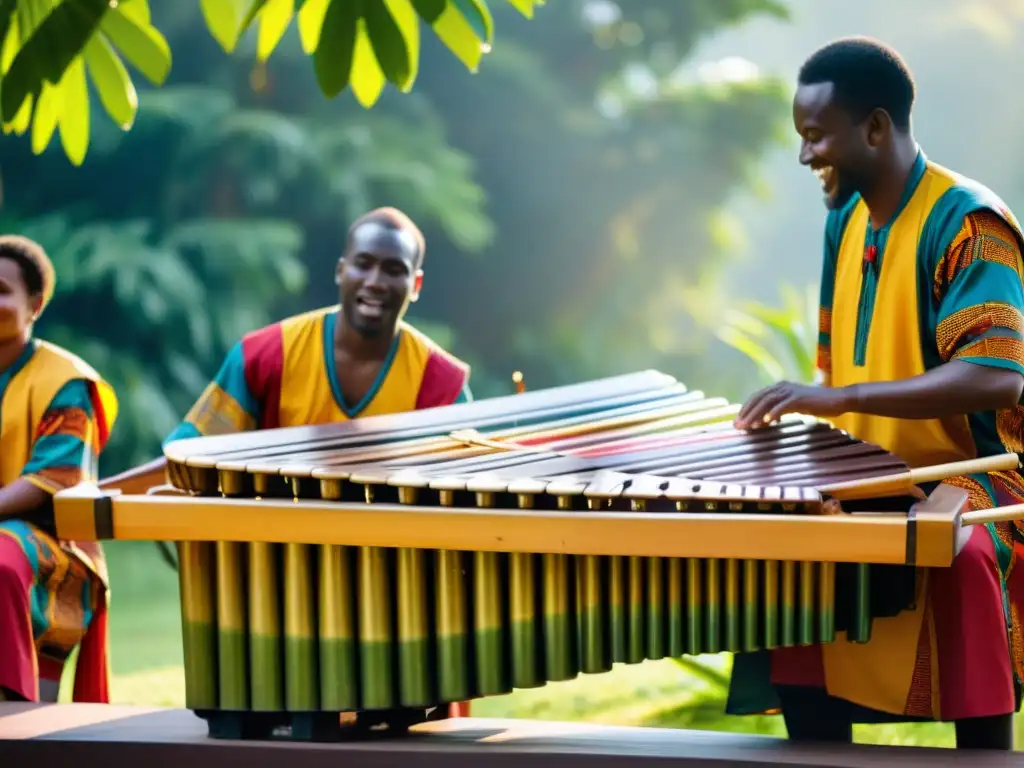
[166,306,472,442]
[728,151,1024,722]
[0,339,118,702]
[164,306,473,719]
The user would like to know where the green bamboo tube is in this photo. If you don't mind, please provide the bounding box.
[435,550,470,701]
[781,561,797,646]
[742,559,759,652]
[510,552,541,687]
[848,563,873,643]
[215,541,248,710]
[543,553,574,680]
[284,543,318,710]
[685,558,702,655]
[627,555,645,663]
[577,554,608,673]
[607,555,627,663]
[358,546,394,709]
[248,542,283,710]
[397,548,431,705]
[318,544,357,710]
[178,541,218,709]
[667,558,684,657]
[724,558,741,653]
[646,556,665,660]
[818,562,836,642]
[474,550,509,695]
[705,558,721,652]
[798,560,815,645]
[763,560,780,649]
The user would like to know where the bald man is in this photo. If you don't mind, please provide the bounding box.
[109,208,473,722]
[164,206,472,445]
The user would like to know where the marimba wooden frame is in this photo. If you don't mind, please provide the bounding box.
[52,482,970,568]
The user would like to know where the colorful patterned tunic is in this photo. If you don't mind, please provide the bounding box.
[0,338,118,702]
[728,151,1024,722]
[166,306,471,442]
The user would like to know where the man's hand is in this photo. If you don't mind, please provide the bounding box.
[734,381,852,430]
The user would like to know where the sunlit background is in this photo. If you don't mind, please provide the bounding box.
[16,0,1024,748]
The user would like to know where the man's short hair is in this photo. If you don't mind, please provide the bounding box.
[0,235,48,297]
[347,207,426,268]
[798,36,916,131]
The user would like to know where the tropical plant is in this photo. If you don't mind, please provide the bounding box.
[0,0,546,166]
[708,282,818,386]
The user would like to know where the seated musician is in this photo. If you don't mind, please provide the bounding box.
[0,236,118,703]
[115,206,473,717]
[729,38,1024,751]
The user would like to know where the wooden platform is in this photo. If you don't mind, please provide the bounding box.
[2,703,1023,767]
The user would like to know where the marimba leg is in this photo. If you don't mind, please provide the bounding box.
[954,714,1013,750]
[774,684,852,744]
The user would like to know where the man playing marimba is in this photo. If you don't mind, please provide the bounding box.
[164,206,472,444]
[0,236,119,704]
[731,37,1024,751]
[114,206,473,717]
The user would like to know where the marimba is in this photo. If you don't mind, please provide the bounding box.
[52,370,1021,742]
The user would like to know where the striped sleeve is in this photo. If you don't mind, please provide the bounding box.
[22,379,100,493]
[416,349,470,409]
[164,341,261,446]
[933,209,1024,376]
[816,206,848,386]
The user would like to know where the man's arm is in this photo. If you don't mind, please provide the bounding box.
[737,210,1024,427]
[0,379,99,520]
[843,209,1024,417]
[100,341,263,494]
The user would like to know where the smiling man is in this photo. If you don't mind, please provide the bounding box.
[728,38,1024,750]
[164,207,471,444]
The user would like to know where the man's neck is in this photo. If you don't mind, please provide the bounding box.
[334,316,396,361]
[0,333,30,375]
[861,137,920,230]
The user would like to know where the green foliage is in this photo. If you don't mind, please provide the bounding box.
[0,0,546,166]
[3,69,490,471]
[708,283,818,386]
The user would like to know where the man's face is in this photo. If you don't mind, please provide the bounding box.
[793,82,877,210]
[336,222,422,338]
[0,258,37,341]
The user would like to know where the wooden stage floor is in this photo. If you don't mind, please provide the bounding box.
[2,702,1024,767]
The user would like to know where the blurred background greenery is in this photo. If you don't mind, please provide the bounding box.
[16,0,1024,749]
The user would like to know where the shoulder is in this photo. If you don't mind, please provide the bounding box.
[922,167,1023,258]
[399,321,471,409]
[241,306,335,350]
[399,321,471,375]
[29,340,118,433]
[31,340,104,383]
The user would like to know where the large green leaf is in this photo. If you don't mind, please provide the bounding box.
[0,0,545,166]
[1,0,111,122]
[255,0,293,60]
[200,0,245,53]
[313,0,359,98]
[57,52,88,164]
[297,0,329,53]
[349,18,386,106]
[83,33,137,130]
[98,5,171,85]
[363,0,413,90]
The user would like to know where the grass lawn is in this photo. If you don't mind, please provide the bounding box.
[98,541,984,749]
